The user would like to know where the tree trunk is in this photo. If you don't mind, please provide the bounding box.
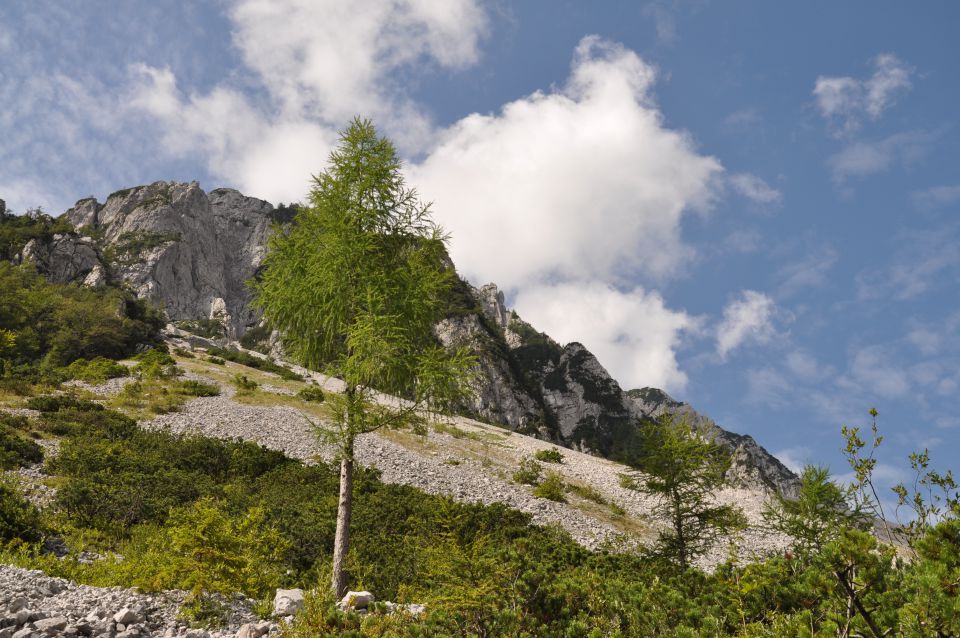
[331,438,355,599]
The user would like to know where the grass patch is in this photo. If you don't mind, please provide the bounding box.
[567,482,607,505]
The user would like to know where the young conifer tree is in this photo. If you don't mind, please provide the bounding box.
[628,413,746,569]
[254,118,475,597]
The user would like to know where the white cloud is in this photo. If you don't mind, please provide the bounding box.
[227,0,487,147]
[728,173,782,207]
[814,53,912,134]
[412,36,722,289]
[124,0,489,206]
[512,282,698,391]
[828,130,936,182]
[716,290,777,359]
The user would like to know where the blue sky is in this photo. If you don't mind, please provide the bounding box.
[2,1,959,506]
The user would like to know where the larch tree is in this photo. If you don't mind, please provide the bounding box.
[253,118,475,598]
[627,413,746,569]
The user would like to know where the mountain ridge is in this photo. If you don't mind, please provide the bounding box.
[14,180,798,496]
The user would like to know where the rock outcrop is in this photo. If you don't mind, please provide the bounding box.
[24,181,276,337]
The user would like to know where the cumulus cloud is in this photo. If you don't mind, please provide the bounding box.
[814,53,912,134]
[511,282,698,391]
[412,36,722,289]
[125,0,489,205]
[716,290,777,359]
[227,0,487,151]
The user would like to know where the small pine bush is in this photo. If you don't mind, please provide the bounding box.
[533,473,567,502]
[534,448,564,464]
[513,457,543,486]
[297,385,325,403]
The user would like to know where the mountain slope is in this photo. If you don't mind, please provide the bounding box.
[15,181,797,495]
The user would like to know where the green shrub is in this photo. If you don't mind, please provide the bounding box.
[205,347,303,381]
[133,348,180,379]
[175,319,226,340]
[533,473,567,502]
[207,356,225,365]
[177,380,220,397]
[0,420,43,469]
[618,472,639,490]
[232,374,258,392]
[0,478,42,542]
[173,347,195,359]
[26,394,104,413]
[512,457,543,486]
[534,448,565,464]
[62,357,129,384]
[239,324,272,353]
[297,385,325,403]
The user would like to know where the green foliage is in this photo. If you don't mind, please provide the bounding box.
[297,385,326,403]
[177,379,220,397]
[0,477,42,542]
[533,473,566,502]
[133,348,180,379]
[173,347,195,358]
[253,117,474,420]
[512,457,543,486]
[0,263,164,371]
[629,414,746,568]
[204,346,303,381]
[232,374,258,392]
[764,465,864,556]
[253,118,475,596]
[534,448,564,463]
[175,319,226,339]
[618,472,639,490]
[567,482,607,505]
[0,207,73,261]
[159,498,289,624]
[207,356,225,365]
[0,413,43,469]
[238,324,272,353]
[61,356,129,383]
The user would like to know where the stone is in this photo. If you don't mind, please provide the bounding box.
[272,588,304,616]
[112,608,140,625]
[11,628,35,638]
[32,617,67,633]
[6,600,26,614]
[19,235,101,285]
[338,591,374,611]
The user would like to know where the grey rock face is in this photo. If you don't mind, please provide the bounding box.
[434,314,542,430]
[626,387,800,497]
[30,181,276,336]
[95,182,272,335]
[19,234,101,284]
